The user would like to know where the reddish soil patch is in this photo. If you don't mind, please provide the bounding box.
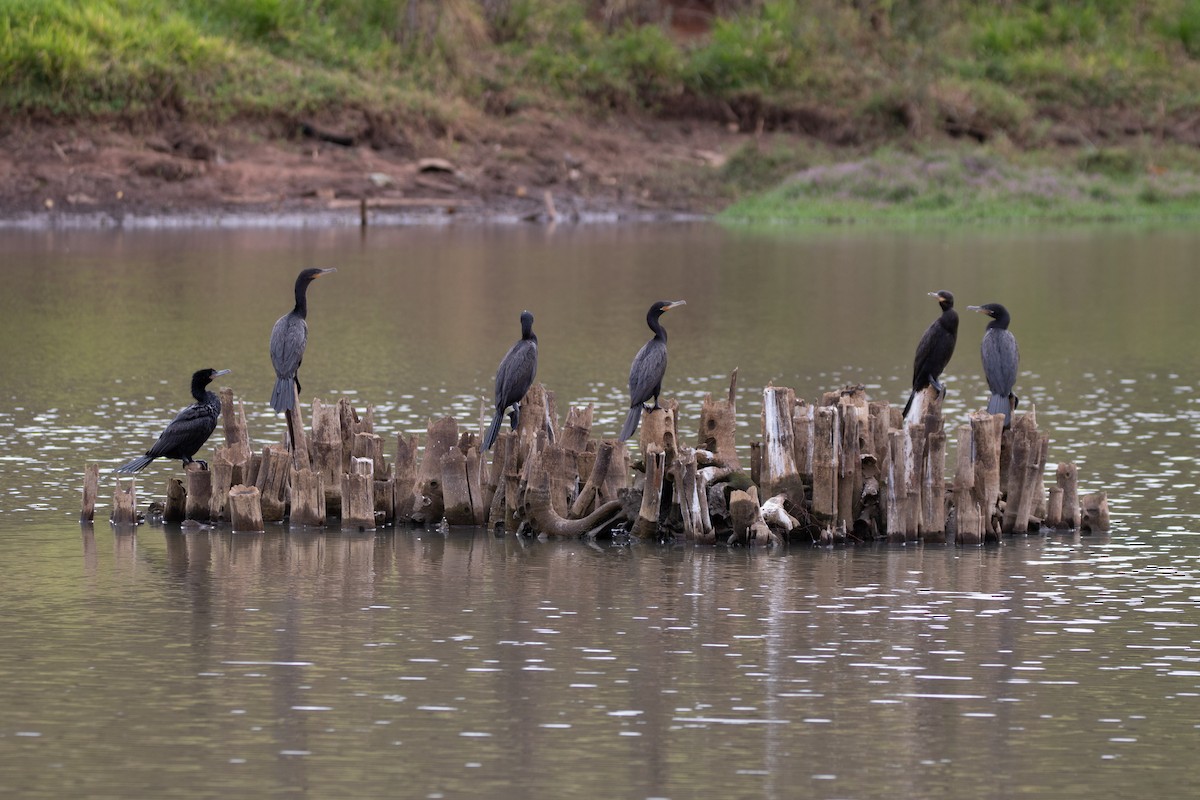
[0,111,747,223]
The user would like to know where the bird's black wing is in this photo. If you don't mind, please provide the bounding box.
[494,339,538,409]
[270,314,308,379]
[912,321,955,388]
[145,402,220,459]
[981,328,1019,397]
[628,338,667,407]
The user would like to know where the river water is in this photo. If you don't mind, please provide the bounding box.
[1,223,1198,798]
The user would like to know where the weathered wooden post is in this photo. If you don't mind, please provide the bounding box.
[515,383,558,453]
[885,428,908,541]
[164,478,187,523]
[1046,485,1065,529]
[228,485,265,532]
[837,401,862,531]
[922,431,947,540]
[698,369,740,469]
[209,446,235,522]
[672,445,712,542]
[254,446,290,523]
[185,464,212,522]
[342,458,376,530]
[412,417,459,524]
[393,433,419,522]
[312,399,344,516]
[1081,492,1109,532]
[640,400,678,467]
[761,385,805,507]
[284,395,312,471]
[219,388,253,484]
[729,485,773,546]
[631,444,666,539]
[1057,462,1081,529]
[572,440,614,519]
[904,422,925,538]
[953,423,982,544]
[599,441,630,503]
[812,406,839,524]
[289,467,326,527]
[970,410,1003,537]
[81,463,100,522]
[440,447,476,526]
[111,479,138,525]
[560,404,594,455]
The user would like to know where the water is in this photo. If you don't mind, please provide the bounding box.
[1,223,1199,798]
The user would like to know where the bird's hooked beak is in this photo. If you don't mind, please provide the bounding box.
[663,300,687,311]
[927,291,942,300]
[213,369,232,377]
[314,268,337,278]
[967,305,992,316]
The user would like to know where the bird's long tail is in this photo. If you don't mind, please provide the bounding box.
[115,454,154,474]
[901,390,916,419]
[271,376,295,412]
[483,408,506,451]
[987,393,1012,428]
[619,405,642,442]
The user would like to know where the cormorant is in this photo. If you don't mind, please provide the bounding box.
[619,300,686,442]
[270,267,336,412]
[483,310,538,451]
[902,290,958,419]
[116,368,232,473]
[968,302,1020,427]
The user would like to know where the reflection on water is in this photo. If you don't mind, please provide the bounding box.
[4,523,1200,799]
[2,225,1200,797]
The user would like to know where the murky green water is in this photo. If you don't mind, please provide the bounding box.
[1,223,1199,798]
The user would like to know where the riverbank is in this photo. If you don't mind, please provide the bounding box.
[8,1,1200,227]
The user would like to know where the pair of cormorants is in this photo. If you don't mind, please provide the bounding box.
[903,290,1020,427]
[116,267,337,473]
[480,299,686,450]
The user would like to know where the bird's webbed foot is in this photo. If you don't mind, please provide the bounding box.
[195,460,209,471]
[930,377,946,399]
[508,403,521,431]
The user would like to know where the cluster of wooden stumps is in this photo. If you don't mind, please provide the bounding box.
[84,372,1109,544]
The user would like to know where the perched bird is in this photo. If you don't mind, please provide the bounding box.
[270,267,336,412]
[483,310,538,451]
[903,289,958,419]
[619,300,686,442]
[968,302,1020,427]
[116,368,232,473]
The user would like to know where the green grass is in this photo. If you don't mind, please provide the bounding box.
[719,146,1200,226]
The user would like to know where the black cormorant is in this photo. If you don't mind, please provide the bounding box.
[903,290,958,419]
[116,368,231,473]
[968,302,1020,427]
[270,267,336,412]
[483,310,538,451]
[619,299,686,442]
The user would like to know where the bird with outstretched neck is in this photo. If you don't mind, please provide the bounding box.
[483,310,538,451]
[115,368,231,473]
[968,302,1020,428]
[619,299,686,442]
[903,289,958,420]
[270,267,336,412]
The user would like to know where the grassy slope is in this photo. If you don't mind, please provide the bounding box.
[6,0,1200,221]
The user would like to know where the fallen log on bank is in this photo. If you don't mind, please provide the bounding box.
[89,371,1108,544]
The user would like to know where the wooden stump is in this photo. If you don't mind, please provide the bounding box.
[640,401,678,466]
[572,440,614,519]
[729,485,774,546]
[342,457,376,530]
[953,423,982,544]
[412,416,459,524]
[560,404,594,454]
[631,445,666,539]
[886,428,908,542]
[185,464,212,522]
[393,433,420,522]
[1057,462,1081,529]
[904,422,925,538]
[284,395,312,471]
[1081,492,1109,532]
[81,463,100,522]
[812,406,839,523]
[698,369,740,469]
[164,478,187,523]
[922,431,947,540]
[110,479,137,525]
[312,399,344,516]
[220,388,253,483]
[598,440,629,503]
[228,485,265,532]
[516,383,558,453]
[440,448,476,526]
[524,465,623,538]
[290,467,326,527]
[837,401,862,530]
[761,385,805,507]
[673,446,712,543]
[209,446,235,522]
[792,399,814,481]
[970,410,1003,537]
[253,446,290,523]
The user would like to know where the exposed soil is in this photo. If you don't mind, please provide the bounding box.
[0,110,753,225]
